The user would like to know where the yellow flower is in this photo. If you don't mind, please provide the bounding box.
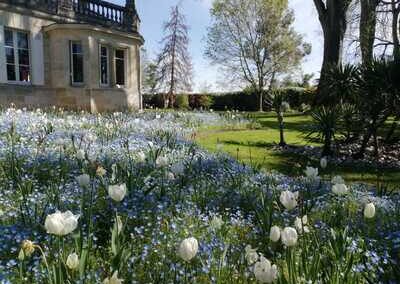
[21,240,35,257]
[96,166,107,177]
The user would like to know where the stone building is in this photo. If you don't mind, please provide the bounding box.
[0,0,144,112]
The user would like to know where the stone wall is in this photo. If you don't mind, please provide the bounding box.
[0,84,139,112]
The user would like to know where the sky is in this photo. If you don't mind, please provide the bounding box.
[112,0,324,92]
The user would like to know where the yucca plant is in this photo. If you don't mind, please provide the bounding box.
[308,106,341,156]
[318,64,359,106]
[354,59,396,159]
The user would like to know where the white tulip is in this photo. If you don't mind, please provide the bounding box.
[66,253,79,270]
[254,256,278,284]
[320,157,328,169]
[178,237,198,262]
[332,183,349,196]
[166,172,175,180]
[364,203,376,219]
[331,175,345,185]
[294,216,309,234]
[281,227,298,247]
[156,156,168,167]
[305,167,319,180]
[279,191,299,211]
[76,174,90,188]
[136,151,146,162]
[45,211,79,236]
[245,245,259,265]
[76,149,85,160]
[210,216,224,231]
[269,226,281,242]
[103,271,123,284]
[108,184,127,202]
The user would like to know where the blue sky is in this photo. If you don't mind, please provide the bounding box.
[112,0,323,91]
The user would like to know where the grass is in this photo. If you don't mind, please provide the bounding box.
[196,112,400,185]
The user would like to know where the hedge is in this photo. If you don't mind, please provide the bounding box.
[143,87,316,111]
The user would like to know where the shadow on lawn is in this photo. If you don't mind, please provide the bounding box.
[221,138,400,185]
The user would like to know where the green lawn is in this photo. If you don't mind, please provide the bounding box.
[196,112,400,186]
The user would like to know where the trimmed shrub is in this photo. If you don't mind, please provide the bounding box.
[175,95,189,110]
[189,95,214,110]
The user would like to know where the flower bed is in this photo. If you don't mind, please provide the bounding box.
[0,108,398,283]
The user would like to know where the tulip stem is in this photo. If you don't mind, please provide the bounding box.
[35,245,52,284]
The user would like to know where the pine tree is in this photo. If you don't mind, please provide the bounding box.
[156,5,193,108]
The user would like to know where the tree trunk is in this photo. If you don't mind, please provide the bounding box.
[373,130,379,159]
[314,0,349,87]
[259,90,264,112]
[392,1,400,60]
[385,116,399,143]
[322,133,333,156]
[354,128,373,159]
[278,113,286,146]
[360,0,378,64]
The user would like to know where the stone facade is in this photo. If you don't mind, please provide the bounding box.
[0,0,144,112]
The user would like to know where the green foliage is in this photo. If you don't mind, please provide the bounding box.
[205,0,310,111]
[308,106,341,156]
[175,95,190,110]
[318,64,359,106]
[189,95,214,110]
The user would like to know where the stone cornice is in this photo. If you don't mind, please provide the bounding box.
[43,23,144,44]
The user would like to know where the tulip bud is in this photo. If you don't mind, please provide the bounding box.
[364,202,376,219]
[108,184,127,202]
[332,183,349,196]
[320,157,328,169]
[66,253,79,270]
[279,191,298,211]
[21,240,35,257]
[269,226,281,242]
[178,237,198,262]
[281,227,298,247]
[76,174,90,188]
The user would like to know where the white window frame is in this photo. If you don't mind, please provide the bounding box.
[99,44,109,87]
[114,48,126,88]
[70,41,84,86]
[4,28,31,85]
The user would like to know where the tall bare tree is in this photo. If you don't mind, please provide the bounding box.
[205,0,310,112]
[156,5,193,108]
[360,0,380,63]
[313,0,352,84]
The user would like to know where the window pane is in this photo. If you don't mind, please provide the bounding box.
[115,59,125,85]
[17,32,28,49]
[4,30,13,47]
[101,57,108,85]
[101,46,107,57]
[19,65,30,82]
[7,65,16,81]
[115,49,124,59]
[6,47,15,64]
[73,54,84,83]
[18,49,30,66]
[72,43,82,54]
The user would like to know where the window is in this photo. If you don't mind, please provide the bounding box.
[100,45,109,86]
[115,49,125,86]
[70,41,84,84]
[4,29,30,83]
